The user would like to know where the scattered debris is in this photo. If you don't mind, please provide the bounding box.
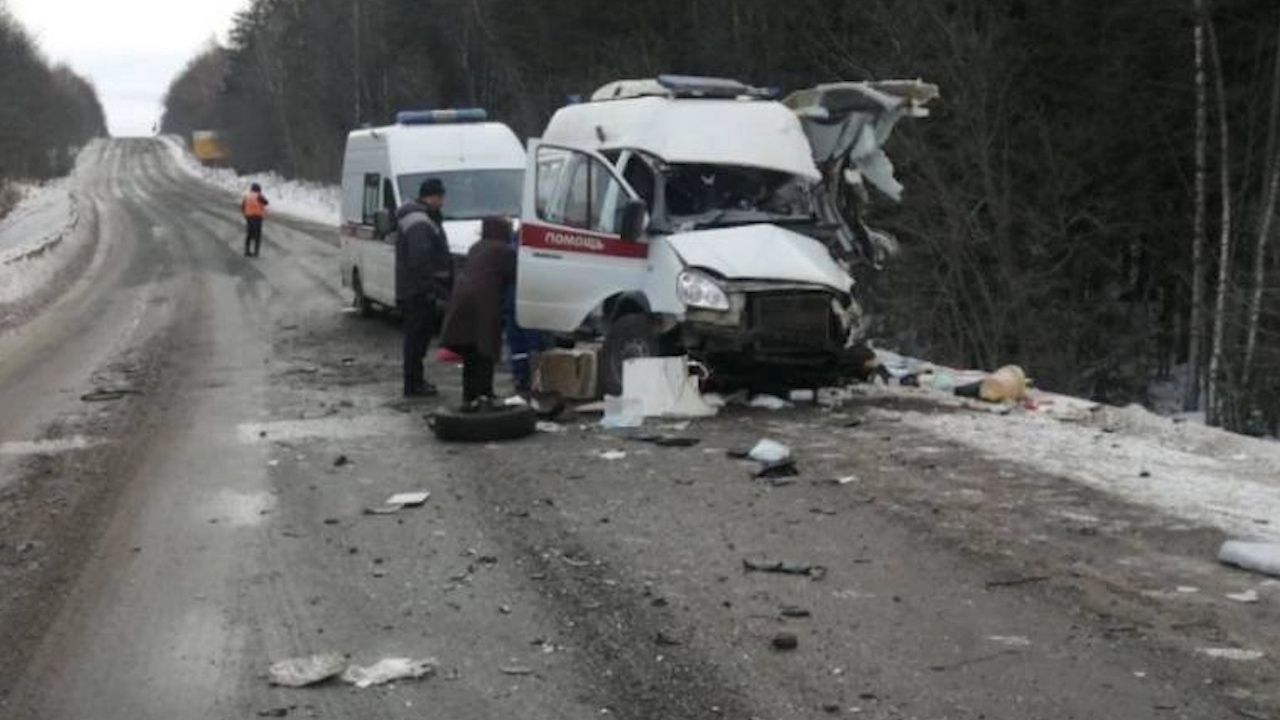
[333,454,350,467]
[771,632,799,651]
[987,635,1033,647]
[1225,590,1260,604]
[755,460,800,479]
[747,439,791,464]
[499,665,534,676]
[1197,648,1265,661]
[535,421,566,434]
[749,394,792,411]
[80,388,141,402]
[256,708,290,718]
[267,653,346,687]
[599,450,628,461]
[743,559,827,580]
[1218,541,1280,578]
[984,574,1050,589]
[341,657,436,688]
[654,631,684,646]
[627,433,701,448]
[779,606,811,618]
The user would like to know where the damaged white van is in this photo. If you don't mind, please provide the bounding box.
[339,109,525,313]
[516,75,938,393]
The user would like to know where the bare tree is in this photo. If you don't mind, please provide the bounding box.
[1243,14,1280,389]
[1187,0,1209,413]
[1205,8,1234,426]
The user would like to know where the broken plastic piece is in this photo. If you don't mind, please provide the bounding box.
[749,394,791,410]
[743,559,827,580]
[267,653,346,687]
[748,439,791,464]
[341,657,436,688]
[1219,541,1280,578]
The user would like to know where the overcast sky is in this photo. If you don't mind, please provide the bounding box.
[7,0,249,136]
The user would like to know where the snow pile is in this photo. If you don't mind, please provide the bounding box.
[863,350,1280,542]
[160,136,340,226]
[0,179,79,307]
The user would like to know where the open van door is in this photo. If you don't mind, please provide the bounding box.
[516,141,648,332]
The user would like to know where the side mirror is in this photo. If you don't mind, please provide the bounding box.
[619,199,648,242]
[373,209,396,238]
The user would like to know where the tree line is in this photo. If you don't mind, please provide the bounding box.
[0,1,107,199]
[161,0,1280,434]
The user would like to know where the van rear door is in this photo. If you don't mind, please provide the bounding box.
[516,141,647,332]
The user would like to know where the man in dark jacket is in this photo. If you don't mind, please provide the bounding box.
[439,216,518,406]
[395,178,452,397]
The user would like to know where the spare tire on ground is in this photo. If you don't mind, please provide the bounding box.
[428,404,537,443]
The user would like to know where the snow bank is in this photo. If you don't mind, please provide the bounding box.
[862,350,1280,542]
[160,136,340,227]
[0,179,80,308]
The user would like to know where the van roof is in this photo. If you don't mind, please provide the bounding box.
[346,121,525,173]
[542,94,819,181]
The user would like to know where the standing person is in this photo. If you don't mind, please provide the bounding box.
[241,182,269,257]
[395,178,451,397]
[439,216,517,408]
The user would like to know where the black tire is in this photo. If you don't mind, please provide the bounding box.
[352,270,374,317]
[429,404,537,443]
[599,313,657,397]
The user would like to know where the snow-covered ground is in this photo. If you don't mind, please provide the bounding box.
[865,351,1280,543]
[0,179,81,309]
[160,136,340,226]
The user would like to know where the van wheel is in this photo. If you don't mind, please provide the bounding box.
[352,271,374,317]
[599,313,657,397]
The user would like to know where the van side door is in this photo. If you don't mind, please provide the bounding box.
[516,141,646,332]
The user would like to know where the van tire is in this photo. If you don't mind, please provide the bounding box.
[428,405,537,443]
[352,271,374,317]
[599,313,657,397]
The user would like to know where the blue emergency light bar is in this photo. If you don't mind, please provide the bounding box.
[657,74,772,99]
[395,108,488,125]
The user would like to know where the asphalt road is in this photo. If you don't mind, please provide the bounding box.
[0,139,1274,719]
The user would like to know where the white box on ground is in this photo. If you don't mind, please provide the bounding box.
[621,356,717,419]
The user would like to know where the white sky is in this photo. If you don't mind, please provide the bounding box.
[6,0,250,136]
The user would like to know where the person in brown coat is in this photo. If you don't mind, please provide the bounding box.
[438,216,518,407]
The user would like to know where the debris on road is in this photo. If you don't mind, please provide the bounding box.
[601,396,644,429]
[266,653,346,687]
[749,394,792,410]
[987,635,1033,647]
[1225,589,1260,604]
[779,605,811,618]
[333,454,350,467]
[1196,647,1265,661]
[256,708,290,718]
[499,665,534,676]
[599,450,628,461]
[80,388,141,402]
[984,574,1050,589]
[341,657,437,688]
[654,630,684,646]
[535,420,566,433]
[747,439,791,464]
[755,459,799,479]
[771,632,799,650]
[743,558,828,580]
[1218,540,1280,578]
[626,433,701,448]
[621,357,718,418]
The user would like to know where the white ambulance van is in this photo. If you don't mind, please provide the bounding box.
[339,109,525,313]
[515,75,937,394]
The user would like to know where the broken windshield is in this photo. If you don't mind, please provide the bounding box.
[652,163,814,232]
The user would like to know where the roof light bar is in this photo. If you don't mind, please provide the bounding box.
[396,108,488,125]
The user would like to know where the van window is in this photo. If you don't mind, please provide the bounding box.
[536,146,628,235]
[382,178,397,214]
[361,173,380,225]
[397,170,522,221]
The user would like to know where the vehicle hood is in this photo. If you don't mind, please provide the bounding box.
[663,225,853,292]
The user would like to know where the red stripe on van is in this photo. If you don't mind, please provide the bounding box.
[520,222,647,259]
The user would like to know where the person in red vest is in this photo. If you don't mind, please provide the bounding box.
[241,183,269,257]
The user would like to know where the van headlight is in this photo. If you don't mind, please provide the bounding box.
[677,270,730,311]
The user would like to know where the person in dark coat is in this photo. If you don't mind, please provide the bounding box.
[439,216,518,406]
[395,178,452,397]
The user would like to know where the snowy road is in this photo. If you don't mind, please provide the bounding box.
[0,140,1276,719]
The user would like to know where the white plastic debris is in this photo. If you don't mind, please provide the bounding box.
[536,421,567,433]
[1226,589,1260,604]
[1197,648,1265,661]
[1218,541,1280,578]
[837,474,860,485]
[600,395,644,429]
[386,491,430,507]
[621,357,717,418]
[267,653,346,687]
[986,635,1032,647]
[341,657,437,688]
[748,439,792,464]
[789,389,816,403]
[749,394,791,410]
[599,450,627,461]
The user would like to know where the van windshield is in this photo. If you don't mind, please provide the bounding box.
[645,163,814,232]
[398,170,523,220]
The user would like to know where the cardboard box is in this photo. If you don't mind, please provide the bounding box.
[535,348,599,400]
